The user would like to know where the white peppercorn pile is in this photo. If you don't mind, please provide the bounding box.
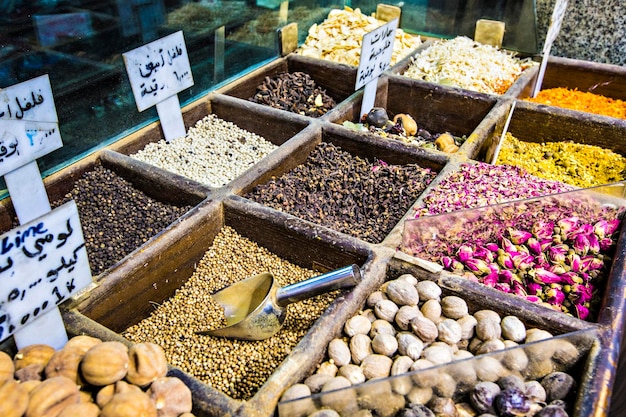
[123,226,338,400]
[245,142,437,243]
[53,164,193,275]
[131,114,278,188]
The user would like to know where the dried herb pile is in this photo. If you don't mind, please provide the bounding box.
[525,87,626,119]
[495,133,626,188]
[246,142,437,243]
[414,163,574,217]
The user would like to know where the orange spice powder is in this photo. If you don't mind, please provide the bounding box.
[525,87,626,119]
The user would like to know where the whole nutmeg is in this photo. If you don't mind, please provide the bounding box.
[470,381,501,413]
[58,403,100,417]
[100,390,157,417]
[370,319,397,338]
[475,339,506,355]
[317,361,338,377]
[328,339,351,367]
[397,274,418,286]
[280,384,315,417]
[81,341,129,386]
[429,397,456,417]
[304,373,333,393]
[97,380,143,408]
[525,380,547,402]
[148,376,193,417]
[337,364,365,385]
[437,318,463,345]
[501,316,526,343]
[45,346,86,384]
[397,332,424,360]
[393,114,418,136]
[366,291,388,308]
[365,107,389,128]
[421,343,453,365]
[26,376,80,417]
[320,376,356,414]
[420,299,442,323]
[65,335,103,354]
[386,279,419,306]
[371,333,398,357]
[375,299,400,322]
[391,356,414,376]
[541,371,576,402]
[361,354,393,380]
[457,315,478,340]
[126,342,168,387]
[415,281,441,301]
[14,344,55,371]
[0,379,29,417]
[344,315,372,337]
[0,351,14,382]
[474,310,501,323]
[495,387,531,417]
[349,334,372,365]
[395,305,422,331]
[410,316,438,343]
[440,296,469,319]
[476,317,502,341]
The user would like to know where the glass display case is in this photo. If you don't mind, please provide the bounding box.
[0,0,542,180]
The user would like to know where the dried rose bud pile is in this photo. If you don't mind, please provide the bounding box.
[405,193,624,320]
[414,162,574,216]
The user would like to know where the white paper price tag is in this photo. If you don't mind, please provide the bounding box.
[0,201,91,343]
[355,19,398,90]
[123,31,194,112]
[0,75,62,176]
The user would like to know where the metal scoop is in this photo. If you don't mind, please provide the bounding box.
[197,264,362,341]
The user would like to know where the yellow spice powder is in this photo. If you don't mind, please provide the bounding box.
[495,133,626,188]
[525,87,626,119]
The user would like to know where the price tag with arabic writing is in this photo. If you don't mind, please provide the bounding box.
[355,19,398,90]
[123,31,194,112]
[0,201,91,343]
[0,75,62,176]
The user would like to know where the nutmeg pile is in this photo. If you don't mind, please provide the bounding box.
[280,274,585,417]
[0,336,195,417]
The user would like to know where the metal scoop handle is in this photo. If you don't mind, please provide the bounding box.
[276,264,362,307]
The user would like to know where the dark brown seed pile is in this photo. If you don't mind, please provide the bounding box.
[249,71,336,117]
[245,142,437,243]
[53,164,193,275]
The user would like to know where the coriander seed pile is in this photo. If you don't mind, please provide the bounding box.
[123,226,338,400]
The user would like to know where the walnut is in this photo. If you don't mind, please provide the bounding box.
[148,377,193,417]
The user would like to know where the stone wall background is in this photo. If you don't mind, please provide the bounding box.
[536,0,625,66]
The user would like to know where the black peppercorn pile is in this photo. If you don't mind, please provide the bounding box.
[53,164,194,275]
[249,71,336,118]
[245,142,437,243]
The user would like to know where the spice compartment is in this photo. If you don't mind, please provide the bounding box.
[278,328,603,417]
[107,92,312,190]
[516,56,626,107]
[237,121,449,245]
[217,54,358,120]
[388,38,539,98]
[479,99,626,185]
[331,74,500,159]
[69,196,374,417]
[0,150,208,279]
